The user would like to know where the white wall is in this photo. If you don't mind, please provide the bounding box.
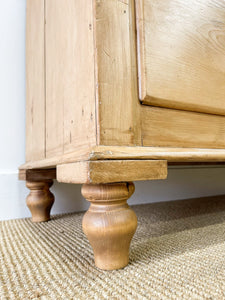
[1,0,225,221]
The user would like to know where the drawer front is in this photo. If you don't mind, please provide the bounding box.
[136,0,225,116]
[141,106,225,149]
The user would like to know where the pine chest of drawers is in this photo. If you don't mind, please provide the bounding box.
[19,0,225,270]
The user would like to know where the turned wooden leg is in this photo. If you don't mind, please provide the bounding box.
[82,182,137,270]
[26,180,55,223]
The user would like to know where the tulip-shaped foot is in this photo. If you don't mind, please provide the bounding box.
[82,182,137,270]
[26,180,55,223]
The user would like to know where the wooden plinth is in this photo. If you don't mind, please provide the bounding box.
[82,182,137,270]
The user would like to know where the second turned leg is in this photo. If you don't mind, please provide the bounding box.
[26,180,55,223]
[82,182,137,270]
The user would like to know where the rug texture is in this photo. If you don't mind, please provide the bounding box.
[1,195,225,300]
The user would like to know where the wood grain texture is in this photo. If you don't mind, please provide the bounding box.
[141,107,225,149]
[23,0,225,173]
[95,0,141,146]
[19,169,56,181]
[26,180,55,223]
[135,0,146,100]
[45,0,96,158]
[90,146,225,163]
[19,144,225,170]
[82,182,137,270]
[136,0,225,116]
[19,147,93,169]
[57,160,167,184]
[26,0,45,161]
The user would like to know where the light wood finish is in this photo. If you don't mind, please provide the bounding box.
[92,146,225,163]
[20,146,93,169]
[141,107,225,149]
[26,180,55,223]
[26,0,45,161]
[95,0,141,146]
[19,169,56,181]
[24,0,225,168]
[22,0,225,271]
[57,160,167,184]
[45,0,96,158]
[136,0,225,116]
[19,145,225,170]
[82,182,137,270]
[135,0,146,101]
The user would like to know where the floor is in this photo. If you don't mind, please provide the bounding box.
[1,195,225,299]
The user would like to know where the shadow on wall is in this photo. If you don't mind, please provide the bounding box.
[51,166,225,215]
[1,166,225,221]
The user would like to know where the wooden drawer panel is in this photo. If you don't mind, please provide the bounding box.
[136,0,225,116]
[141,106,225,149]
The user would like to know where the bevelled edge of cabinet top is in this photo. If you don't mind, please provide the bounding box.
[19,146,225,171]
[91,146,225,163]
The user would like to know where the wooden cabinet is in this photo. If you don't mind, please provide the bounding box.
[136,0,225,116]
[20,0,225,270]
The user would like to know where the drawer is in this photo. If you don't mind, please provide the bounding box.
[136,0,225,116]
[141,106,225,149]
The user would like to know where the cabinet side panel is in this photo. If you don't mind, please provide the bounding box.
[26,0,45,162]
[95,0,141,146]
[46,0,96,158]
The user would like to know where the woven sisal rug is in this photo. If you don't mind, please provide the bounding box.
[1,195,225,299]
